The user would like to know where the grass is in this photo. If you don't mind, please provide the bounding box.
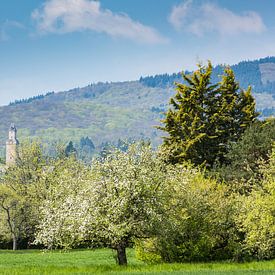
[0,248,274,275]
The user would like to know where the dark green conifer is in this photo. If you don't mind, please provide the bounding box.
[159,62,258,167]
[65,141,77,157]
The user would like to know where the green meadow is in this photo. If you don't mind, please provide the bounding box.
[0,249,274,275]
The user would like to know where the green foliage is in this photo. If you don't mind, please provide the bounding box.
[237,192,275,260]
[0,82,167,156]
[0,140,274,264]
[35,143,167,265]
[159,62,258,167]
[39,159,89,249]
[0,185,24,250]
[215,118,275,192]
[235,146,275,260]
[135,238,162,263]
[137,166,240,262]
[0,141,47,249]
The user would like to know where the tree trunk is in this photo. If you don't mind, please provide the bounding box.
[116,244,127,265]
[12,235,17,251]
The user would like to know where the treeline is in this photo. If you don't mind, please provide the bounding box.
[140,72,184,88]
[139,57,275,94]
[64,137,138,162]
[9,92,54,106]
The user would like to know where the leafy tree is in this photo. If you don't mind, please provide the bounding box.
[137,166,239,262]
[0,141,47,249]
[34,157,89,250]
[159,62,258,167]
[0,185,24,250]
[35,143,166,265]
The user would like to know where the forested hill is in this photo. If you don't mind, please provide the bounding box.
[140,57,275,92]
[0,57,275,155]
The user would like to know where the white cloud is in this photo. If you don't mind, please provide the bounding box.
[168,0,266,36]
[168,0,192,31]
[32,0,168,44]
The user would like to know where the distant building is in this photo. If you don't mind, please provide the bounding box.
[6,124,19,166]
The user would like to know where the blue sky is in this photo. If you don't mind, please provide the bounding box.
[1,0,275,105]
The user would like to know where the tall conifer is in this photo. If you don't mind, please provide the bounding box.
[159,62,258,167]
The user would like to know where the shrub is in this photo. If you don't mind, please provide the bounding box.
[236,146,275,260]
[137,165,240,262]
[135,238,162,263]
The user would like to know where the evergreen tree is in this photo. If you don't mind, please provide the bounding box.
[65,141,77,157]
[216,118,275,189]
[80,137,95,150]
[159,62,258,167]
[78,137,95,162]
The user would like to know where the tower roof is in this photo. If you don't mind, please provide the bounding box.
[9,123,16,131]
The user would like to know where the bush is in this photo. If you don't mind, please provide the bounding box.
[137,165,241,262]
[135,239,162,263]
[236,147,275,260]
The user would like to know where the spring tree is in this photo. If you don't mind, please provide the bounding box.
[35,143,167,265]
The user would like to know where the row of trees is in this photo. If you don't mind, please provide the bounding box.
[9,92,54,106]
[0,140,274,264]
[64,137,136,162]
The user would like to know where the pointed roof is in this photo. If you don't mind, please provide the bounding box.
[9,123,16,131]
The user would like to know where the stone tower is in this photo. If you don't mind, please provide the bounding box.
[6,124,19,166]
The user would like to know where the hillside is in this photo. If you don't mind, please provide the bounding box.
[0,82,171,155]
[0,57,275,155]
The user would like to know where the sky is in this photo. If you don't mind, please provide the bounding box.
[1,0,275,105]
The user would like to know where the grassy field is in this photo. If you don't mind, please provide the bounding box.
[0,248,274,275]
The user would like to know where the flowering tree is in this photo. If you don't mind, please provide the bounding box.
[34,156,90,249]
[35,143,167,265]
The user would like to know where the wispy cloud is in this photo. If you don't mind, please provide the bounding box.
[0,20,25,41]
[168,0,266,36]
[32,0,168,44]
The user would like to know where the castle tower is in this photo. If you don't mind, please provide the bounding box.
[6,124,19,166]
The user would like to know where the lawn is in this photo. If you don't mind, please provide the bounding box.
[0,248,274,275]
